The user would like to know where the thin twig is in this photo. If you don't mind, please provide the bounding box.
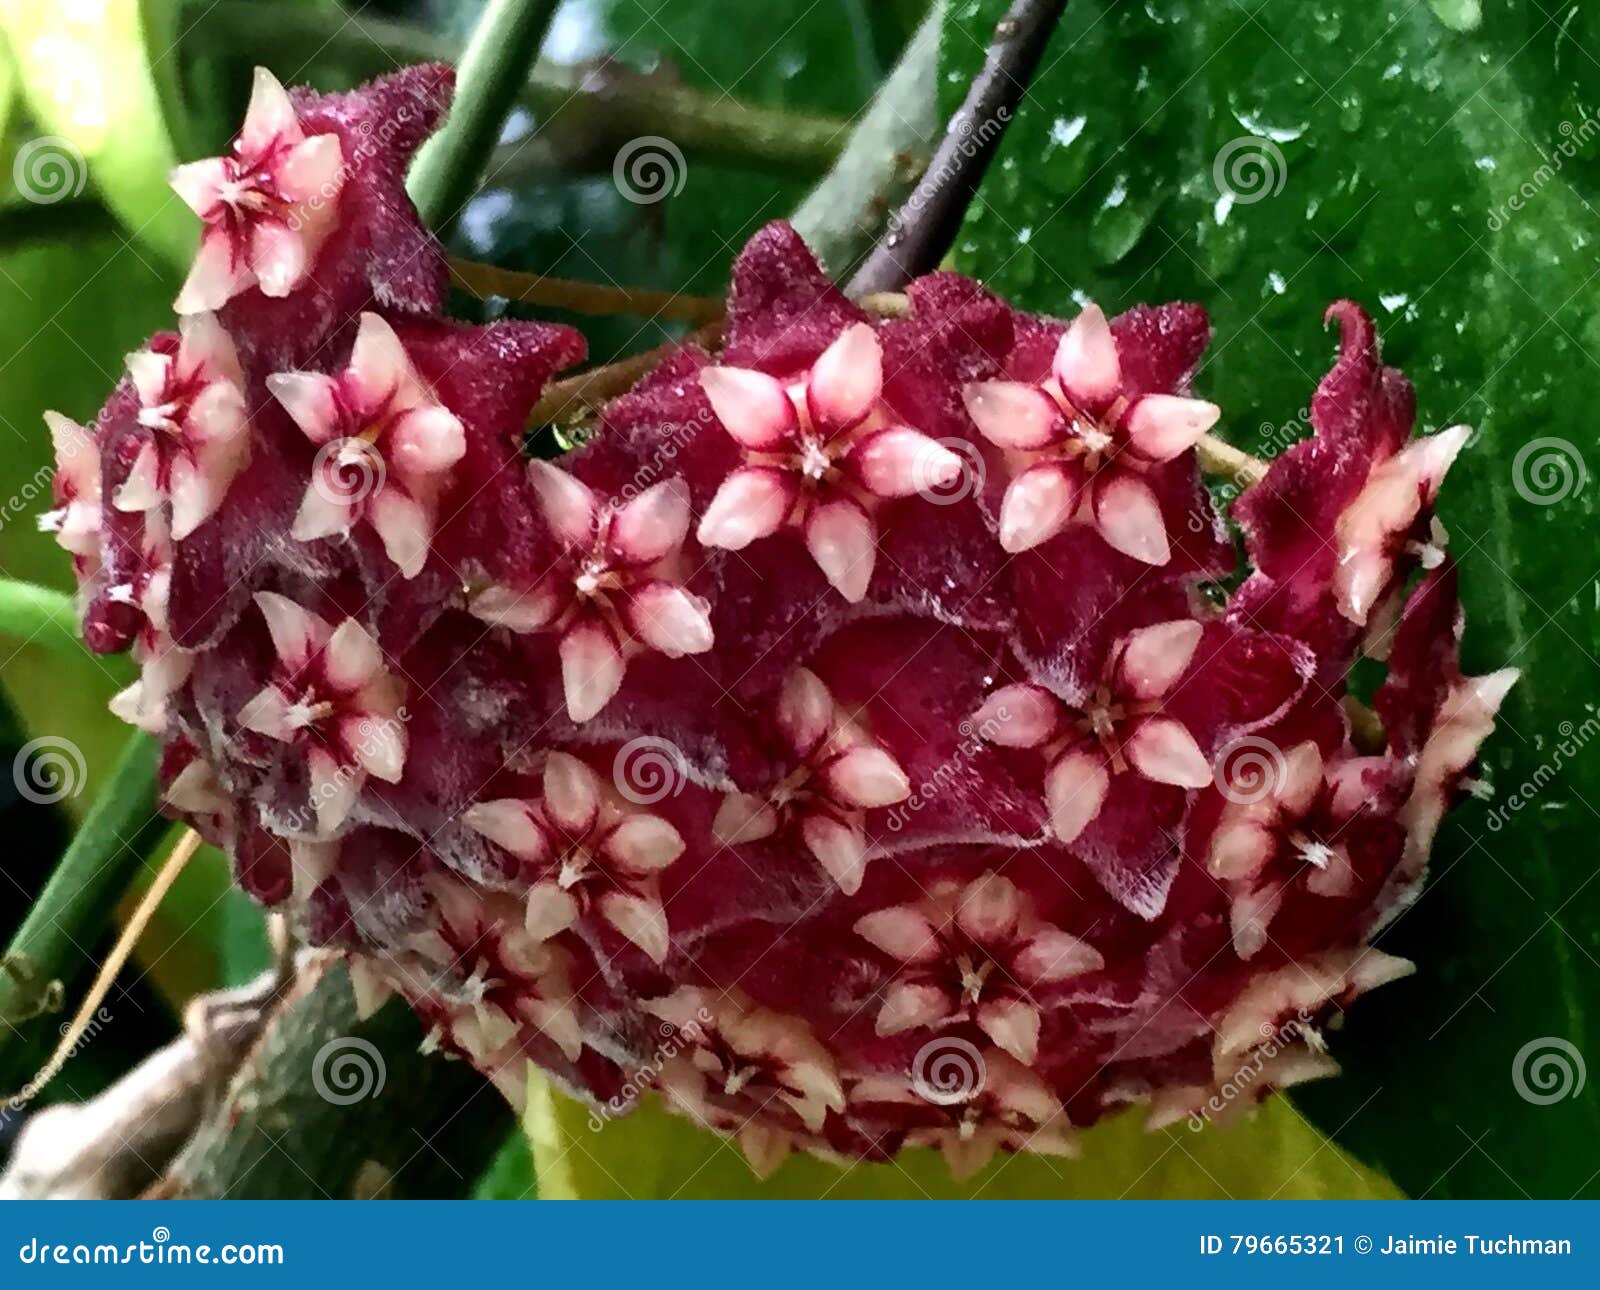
[530,320,727,426]
[449,259,725,325]
[849,0,1070,295]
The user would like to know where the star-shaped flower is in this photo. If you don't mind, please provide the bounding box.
[853,871,1103,1065]
[695,322,964,602]
[106,511,193,735]
[40,410,102,579]
[963,303,1219,562]
[712,667,910,894]
[268,312,466,579]
[112,314,250,540]
[461,751,685,964]
[469,467,713,723]
[170,67,345,313]
[975,619,1212,844]
[236,592,407,834]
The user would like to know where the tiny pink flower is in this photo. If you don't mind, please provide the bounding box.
[106,512,193,734]
[170,67,345,313]
[113,314,251,540]
[268,312,465,579]
[461,751,685,964]
[468,467,713,724]
[854,870,1103,1065]
[40,410,102,578]
[975,620,1212,844]
[964,303,1219,563]
[712,667,910,894]
[696,322,964,602]
[236,591,407,835]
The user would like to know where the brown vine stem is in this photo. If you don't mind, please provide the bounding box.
[449,259,726,325]
[8,830,201,1109]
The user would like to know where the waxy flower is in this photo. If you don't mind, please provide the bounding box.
[696,322,964,602]
[854,871,1103,1064]
[963,303,1219,563]
[105,512,192,735]
[713,667,910,894]
[269,312,465,579]
[461,751,685,963]
[40,411,101,577]
[170,68,344,313]
[113,314,250,540]
[976,620,1213,844]
[469,468,713,723]
[236,592,407,834]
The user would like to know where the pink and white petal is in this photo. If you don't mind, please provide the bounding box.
[367,487,434,579]
[604,813,685,874]
[1093,471,1171,566]
[389,404,466,478]
[527,998,584,1062]
[346,313,413,405]
[955,870,1023,943]
[291,479,355,543]
[600,891,671,964]
[977,998,1042,1066]
[345,710,406,784]
[184,379,249,451]
[1044,749,1109,844]
[852,905,941,963]
[112,441,162,514]
[962,381,1061,451]
[308,746,360,835]
[167,454,222,541]
[610,476,691,565]
[695,467,795,550]
[558,621,625,723]
[527,459,598,550]
[699,366,797,449]
[1014,928,1105,982]
[167,157,229,219]
[1052,303,1122,405]
[254,591,329,666]
[800,813,870,895]
[1207,817,1276,881]
[248,219,310,299]
[175,228,254,314]
[1116,619,1203,701]
[972,684,1060,748]
[177,311,243,386]
[807,322,882,433]
[1229,883,1284,960]
[712,791,779,846]
[737,1125,793,1179]
[824,745,911,810]
[804,496,877,603]
[998,463,1080,553]
[462,799,548,863]
[524,881,579,942]
[237,684,294,740]
[625,582,714,657]
[542,751,601,836]
[874,981,953,1036]
[777,667,834,758]
[847,428,963,499]
[941,1127,1002,1182]
[266,370,342,443]
[125,349,172,409]
[276,132,343,204]
[469,582,559,634]
[1305,845,1358,898]
[1278,741,1326,816]
[1124,394,1220,462]
[1125,716,1212,788]
[238,67,300,155]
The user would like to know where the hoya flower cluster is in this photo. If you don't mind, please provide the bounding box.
[46,67,1513,1180]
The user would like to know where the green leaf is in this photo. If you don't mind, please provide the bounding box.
[943,0,1600,1198]
[524,1073,1398,1199]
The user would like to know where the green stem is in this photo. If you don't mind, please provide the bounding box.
[0,580,83,660]
[182,1,846,175]
[407,0,563,230]
[0,734,168,1090]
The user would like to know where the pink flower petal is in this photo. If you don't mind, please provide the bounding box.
[874,981,952,1036]
[972,683,1059,748]
[805,496,876,603]
[291,479,355,542]
[978,998,1041,1066]
[712,791,778,845]
[696,467,795,550]
[238,684,293,739]
[323,617,383,692]
[542,751,600,835]
[524,882,579,942]
[1124,394,1220,462]
[807,322,882,433]
[963,380,1061,451]
[955,871,1022,942]
[389,404,466,478]
[777,667,834,757]
[1207,819,1275,881]
[559,621,625,722]
[175,228,253,315]
[113,441,161,514]
[168,157,230,219]
[626,581,714,657]
[699,366,797,450]
[468,582,559,634]
[853,905,941,963]
[249,220,310,299]
[999,463,1079,553]
[254,591,328,666]
[277,132,343,204]
[238,66,300,156]
[1092,470,1171,565]
[266,371,342,444]
[800,813,870,894]
[825,745,911,810]
[610,476,690,565]
[367,487,433,579]
[1116,619,1203,701]
[345,711,406,784]
[848,427,963,499]
[601,892,671,964]
[462,800,548,862]
[308,745,359,835]
[528,460,598,551]
[1014,929,1104,982]
[1052,303,1121,405]
[605,813,685,874]
[1125,716,1212,788]
[1044,749,1109,844]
